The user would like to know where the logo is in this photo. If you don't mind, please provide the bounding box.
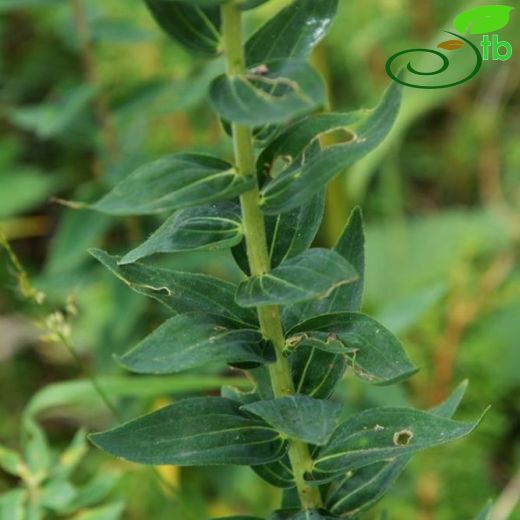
[386,5,514,89]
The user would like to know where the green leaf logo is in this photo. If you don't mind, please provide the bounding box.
[453,5,514,35]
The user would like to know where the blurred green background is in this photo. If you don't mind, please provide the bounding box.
[0,1,518,519]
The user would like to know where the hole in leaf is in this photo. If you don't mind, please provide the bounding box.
[319,128,355,148]
[269,155,292,179]
[393,429,414,446]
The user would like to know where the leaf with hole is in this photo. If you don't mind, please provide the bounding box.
[242,396,342,446]
[90,249,257,327]
[92,154,253,216]
[311,407,485,480]
[260,81,402,214]
[90,397,285,466]
[118,313,272,375]
[209,59,325,126]
[325,381,469,517]
[120,203,242,264]
[235,249,358,307]
[288,313,417,385]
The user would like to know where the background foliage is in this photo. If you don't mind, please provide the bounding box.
[0,0,518,519]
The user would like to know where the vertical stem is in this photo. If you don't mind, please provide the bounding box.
[221,1,322,510]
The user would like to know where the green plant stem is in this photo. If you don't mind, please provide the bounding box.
[221,1,322,510]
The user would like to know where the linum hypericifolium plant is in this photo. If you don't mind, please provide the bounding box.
[84,1,487,518]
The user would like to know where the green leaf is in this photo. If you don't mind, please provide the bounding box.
[40,479,77,512]
[473,500,493,520]
[326,458,409,518]
[325,381,470,517]
[453,5,514,35]
[233,190,325,274]
[46,185,112,274]
[236,249,358,307]
[242,396,342,446]
[245,0,338,65]
[143,1,221,57]
[66,472,121,511]
[23,419,50,476]
[120,203,242,264]
[92,154,253,216]
[53,429,88,479]
[90,249,257,327]
[8,85,96,139]
[90,397,285,466]
[209,59,325,126]
[0,446,22,477]
[291,345,348,399]
[0,167,56,218]
[288,313,417,385]
[311,407,484,480]
[252,455,295,488]
[283,207,365,330]
[260,81,401,214]
[119,312,272,375]
[0,490,26,520]
[268,191,325,268]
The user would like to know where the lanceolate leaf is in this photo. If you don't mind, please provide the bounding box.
[283,207,365,330]
[242,396,342,446]
[260,81,402,214]
[209,59,325,126]
[90,397,285,466]
[245,0,338,65]
[291,345,348,399]
[120,203,242,264]
[453,5,514,35]
[288,313,417,385]
[90,249,257,327]
[144,1,222,57]
[311,407,484,479]
[92,154,253,216]
[235,249,358,307]
[325,381,470,517]
[118,313,272,374]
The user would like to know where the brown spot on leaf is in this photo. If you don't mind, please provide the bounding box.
[437,39,464,51]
